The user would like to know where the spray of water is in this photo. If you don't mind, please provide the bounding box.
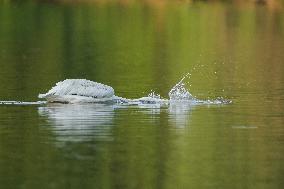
[131,72,231,105]
[168,73,194,101]
[0,73,231,105]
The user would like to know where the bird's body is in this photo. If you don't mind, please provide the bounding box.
[38,79,115,103]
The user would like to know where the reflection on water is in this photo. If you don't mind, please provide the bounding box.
[168,102,193,128]
[38,104,115,142]
[38,102,195,143]
[0,1,284,189]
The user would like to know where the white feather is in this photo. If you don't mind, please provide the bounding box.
[39,79,114,103]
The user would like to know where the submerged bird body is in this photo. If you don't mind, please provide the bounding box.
[39,79,115,103]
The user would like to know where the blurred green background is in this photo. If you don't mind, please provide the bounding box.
[0,1,283,189]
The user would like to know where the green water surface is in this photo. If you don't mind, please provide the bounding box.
[0,1,284,189]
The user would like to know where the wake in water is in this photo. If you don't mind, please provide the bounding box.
[121,74,231,105]
[0,75,231,106]
[0,101,47,105]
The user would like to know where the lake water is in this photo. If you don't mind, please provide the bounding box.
[0,1,284,188]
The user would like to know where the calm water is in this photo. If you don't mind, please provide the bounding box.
[0,1,284,189]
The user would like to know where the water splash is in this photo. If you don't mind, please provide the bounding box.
[0,74,231,106]
[148,90,161,99]
[168,74,195,101]
[124,74,231,105]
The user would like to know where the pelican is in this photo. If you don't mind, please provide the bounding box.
[38,79,115,103]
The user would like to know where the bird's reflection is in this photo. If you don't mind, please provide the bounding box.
[38,102,194,144]
[38,103,115,143]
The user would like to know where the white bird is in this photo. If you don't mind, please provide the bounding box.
[38,79,115,103]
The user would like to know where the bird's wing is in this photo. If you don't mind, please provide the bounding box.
[39,79,114,98]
